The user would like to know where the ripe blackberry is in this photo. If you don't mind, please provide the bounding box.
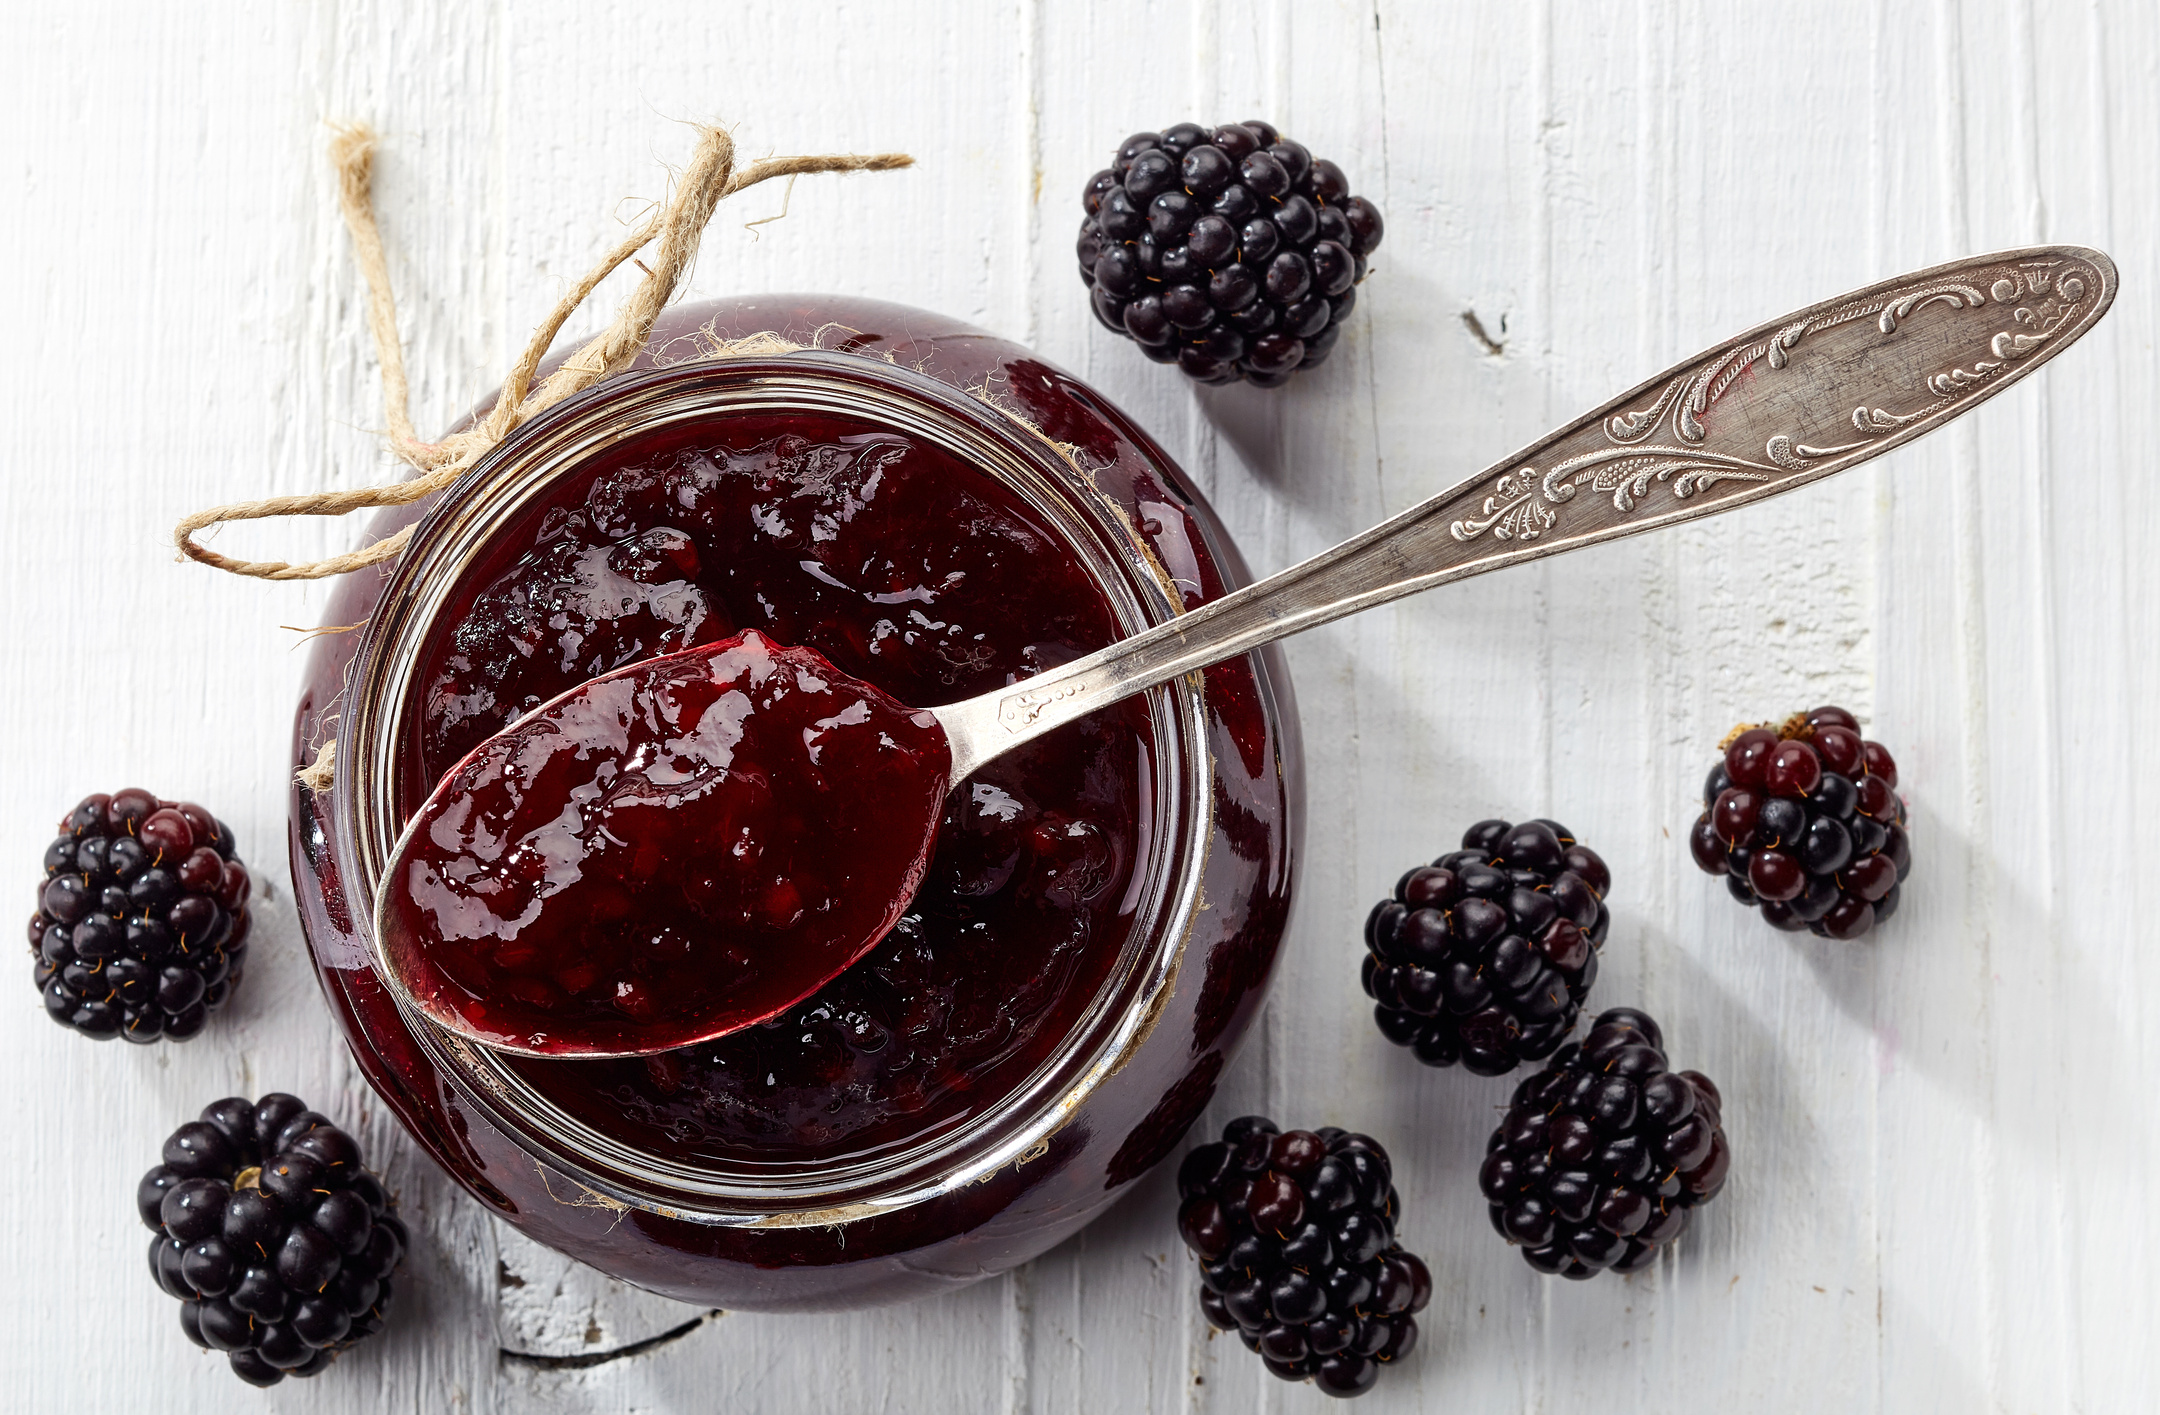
[1078,121,1384,386]
[140,1094,403,1386]
[29,790,252,1042]
[1687,705,1910,940]
[1480,1008,1729,1278]
[1177,1117,1430,1398]
[1362,819,1611,1076]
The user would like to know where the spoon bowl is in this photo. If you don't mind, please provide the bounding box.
[374,630,950,1058]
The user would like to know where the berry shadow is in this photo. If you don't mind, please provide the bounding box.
[1504,932,1884,1393]
[1257,901,1802,1396]
[1186,261,1530,532]
[1781,789,2136,1170]
[1186,369,1347,531]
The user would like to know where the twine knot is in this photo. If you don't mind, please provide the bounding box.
[174,123,911,581]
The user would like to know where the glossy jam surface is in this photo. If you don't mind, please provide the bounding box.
[404,410,1148,1160]
[384,631,952,1056]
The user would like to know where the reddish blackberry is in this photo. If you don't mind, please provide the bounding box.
[1687,705,1910,940]
[1078,121,1384,386]
[1480,1008,1729,1278]
[140,1094,403,1386]
[1362,819,1611,1076]
[1177,1117,1430,1397]
[29,790,252,1042]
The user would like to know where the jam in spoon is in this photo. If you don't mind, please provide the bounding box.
[376,245,2116,1058]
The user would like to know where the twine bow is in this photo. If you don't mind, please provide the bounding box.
[174,123,911,581]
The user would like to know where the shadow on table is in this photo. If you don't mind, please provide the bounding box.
[1782,789,2136,1172]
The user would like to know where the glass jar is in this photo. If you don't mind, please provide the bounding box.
[289,295,1301,1310]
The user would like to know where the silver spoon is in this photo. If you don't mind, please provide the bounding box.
[378,245,2117,1057]
[936,245,2116,781]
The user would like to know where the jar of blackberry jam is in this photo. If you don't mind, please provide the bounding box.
[289,296,1301,1310]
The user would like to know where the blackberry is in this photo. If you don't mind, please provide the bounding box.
[140,1094,403,1386]
[1480,1008,1729,1278]
[1078,121,1384,386]
[1362,819,1611,1076]
[1177,1116,1430,1398]
[1687,705,1910,940]
[29,790,252,1042]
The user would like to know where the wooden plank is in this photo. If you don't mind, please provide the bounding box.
[0,2,2155,1411]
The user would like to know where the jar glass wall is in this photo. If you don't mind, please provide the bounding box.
[289,297,1301,1309]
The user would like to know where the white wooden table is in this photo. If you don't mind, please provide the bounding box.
[4,3,2155,1410]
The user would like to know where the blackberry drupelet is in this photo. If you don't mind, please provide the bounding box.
[1177,1117,1431,1398]
[1078,121,1384,386]
[1362,819,1611,1076]
[1687,705,1910,940]
[140,1094,404,1386]
[1480,1008,1729,1278]
[29,790,252,1042]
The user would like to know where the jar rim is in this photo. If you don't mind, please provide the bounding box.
[333,350,1214,1225]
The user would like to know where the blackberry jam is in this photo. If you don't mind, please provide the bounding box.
[396,400,1149,1143]
[290,296,1301,1309]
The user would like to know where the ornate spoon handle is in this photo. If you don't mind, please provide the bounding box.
[935,245,2117,780]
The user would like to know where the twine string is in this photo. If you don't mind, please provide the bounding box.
[328,125,421,454]
[173,124,912,582]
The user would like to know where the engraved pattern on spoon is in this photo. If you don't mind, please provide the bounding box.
[1448,257,2099,544]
